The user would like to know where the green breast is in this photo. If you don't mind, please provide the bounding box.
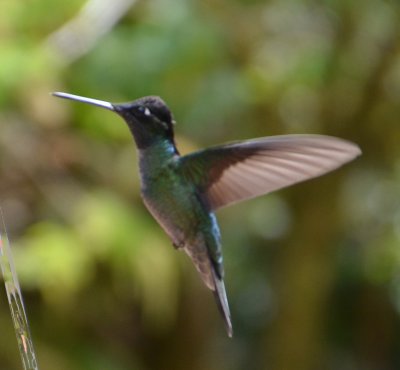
[138,141,207,243]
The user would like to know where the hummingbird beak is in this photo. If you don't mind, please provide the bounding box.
[52,92,115,111]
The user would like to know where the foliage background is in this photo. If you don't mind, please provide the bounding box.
[1,0,400,369]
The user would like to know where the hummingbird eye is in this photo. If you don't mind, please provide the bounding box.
[138,106,152,117]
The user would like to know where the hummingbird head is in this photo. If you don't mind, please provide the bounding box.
[113,96,176,149]
[52,92,177,151]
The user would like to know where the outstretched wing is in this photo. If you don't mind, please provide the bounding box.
[180,135,361,210]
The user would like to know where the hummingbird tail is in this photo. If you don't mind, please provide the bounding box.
[212,269,233,337]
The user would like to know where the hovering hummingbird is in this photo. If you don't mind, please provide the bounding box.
[52,92,361,337]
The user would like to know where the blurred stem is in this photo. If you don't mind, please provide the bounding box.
[46,0,137,65]
[0,214,39,370]
[351,21,400,127]
[268,180,340,370]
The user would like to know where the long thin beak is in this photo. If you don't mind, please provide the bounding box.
[52,92,115,111]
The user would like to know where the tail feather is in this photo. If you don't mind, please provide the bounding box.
[183,243,232,336]
[211,268,233,337]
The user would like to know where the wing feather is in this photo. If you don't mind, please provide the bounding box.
[180,135,361,210]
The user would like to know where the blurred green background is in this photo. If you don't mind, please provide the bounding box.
[1,0,400,369]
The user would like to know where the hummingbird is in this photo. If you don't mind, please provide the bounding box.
[52,92,361,337]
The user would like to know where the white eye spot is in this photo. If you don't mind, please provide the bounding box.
[144,107,151,116]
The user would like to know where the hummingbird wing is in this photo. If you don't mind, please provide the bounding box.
[180,135,361,210]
